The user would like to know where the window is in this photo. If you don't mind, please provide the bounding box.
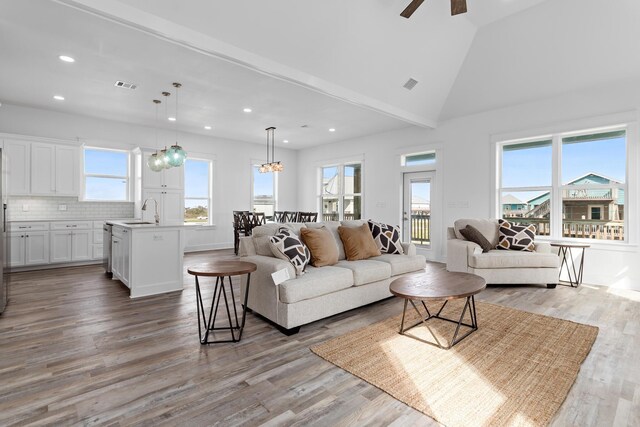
[252,165,276,219]
[320,162,362,221]
[83,147,129,201]
[498,127,627,241]
[402,151,436,166]
[184,159,212,225]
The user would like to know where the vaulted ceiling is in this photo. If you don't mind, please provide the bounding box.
[1,0,636,147]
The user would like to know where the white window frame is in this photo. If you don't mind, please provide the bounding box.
[251,163,278,216]
[184,158,213,226]
[318,161,364,221]
[494,121,634,244]
[82,146,131,202]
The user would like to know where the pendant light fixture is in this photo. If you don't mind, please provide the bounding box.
[158,91,172,170]
[166,82,187,167]
[259,126,283,173]
[147,99,165,172]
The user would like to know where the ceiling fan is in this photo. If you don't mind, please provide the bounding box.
[400,0,467,18]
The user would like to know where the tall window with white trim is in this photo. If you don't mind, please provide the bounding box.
[252,165,277,218]
[320,162,362,221]
[184,159,212,225]
[83,147,130,201]
[498,127,627,241]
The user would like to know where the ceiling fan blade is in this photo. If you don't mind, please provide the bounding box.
[400,0,425,18]
[451,0,467,15]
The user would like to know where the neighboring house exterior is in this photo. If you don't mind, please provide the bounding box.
[501,194,528,217]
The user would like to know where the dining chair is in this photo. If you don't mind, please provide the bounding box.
[233,211,251,255]
[284,211,299,222]
[298,212,318,223]
[273,211,286,223]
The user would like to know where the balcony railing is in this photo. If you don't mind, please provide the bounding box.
[322,212,431,245]
[504,217,624,240]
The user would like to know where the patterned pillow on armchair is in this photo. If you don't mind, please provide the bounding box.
[497,219,536,252]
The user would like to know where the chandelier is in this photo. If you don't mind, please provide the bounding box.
[147,82,187,172]
[259,126,283,173]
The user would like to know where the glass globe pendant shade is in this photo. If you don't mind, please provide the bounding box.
[167,144,187,167]
[159,148,172,169]
[147,152,164,172]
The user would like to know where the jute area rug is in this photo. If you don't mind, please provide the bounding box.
[311,300,598,427]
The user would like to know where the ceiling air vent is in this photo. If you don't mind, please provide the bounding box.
[114,80,138,90]
[403,78,418,90]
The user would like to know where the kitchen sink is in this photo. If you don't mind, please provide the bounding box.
[122,221,156,225]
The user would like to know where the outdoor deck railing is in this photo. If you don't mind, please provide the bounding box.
[505,217,624,240]
[322,212,431,244]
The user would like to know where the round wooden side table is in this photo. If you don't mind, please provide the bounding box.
[550,242,590,287]
[390,265,486,350]
[187,260,257,345]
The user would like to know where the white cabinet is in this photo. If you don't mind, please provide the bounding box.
[31,143,56,195]
[7,231,50,266]
[55,145,79,196]
[141,189,184,225]
[4,140,79,196]
[50,223,91,263]
[141,151,184,190]
[4,140,31,195]
[111,226,130,288]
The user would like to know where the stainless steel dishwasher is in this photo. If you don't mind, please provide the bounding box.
[103,223,112,276]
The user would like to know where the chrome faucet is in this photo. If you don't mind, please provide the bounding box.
[141,198,160,224]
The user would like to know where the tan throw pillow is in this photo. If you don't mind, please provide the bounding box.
[300,227,339,267]
[338,224,381,261]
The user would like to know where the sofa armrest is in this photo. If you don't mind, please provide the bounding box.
[534,241,552,254]
[447,227,457,240]
[446,239,481,273]
[239,236,256,256]
[401,242,417,256]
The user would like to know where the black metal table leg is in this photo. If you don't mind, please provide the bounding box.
[556,245,587,287]
[399,296,479,350]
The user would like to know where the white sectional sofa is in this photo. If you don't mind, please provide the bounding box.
[239,220,426,335]
[446,219,560,288]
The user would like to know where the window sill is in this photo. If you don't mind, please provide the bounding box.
[537,237,638,252]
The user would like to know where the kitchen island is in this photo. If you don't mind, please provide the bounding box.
[107,220,185,298]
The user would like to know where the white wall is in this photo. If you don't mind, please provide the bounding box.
[298,77,640,290]
[0,103,298,251]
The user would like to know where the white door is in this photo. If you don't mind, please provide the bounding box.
[7,234,26,267]
[5,140,31,195]
[55,145,79,196]
[31,143,56,195]
[71,230,92,261]
[50,231,73,263]
[111,235,122,279]
[162,190,184,224]
[121,231,130,287]
[403,172,433,247]
[25,232,49,265]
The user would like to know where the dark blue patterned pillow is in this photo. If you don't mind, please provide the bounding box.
[269,228,311,276]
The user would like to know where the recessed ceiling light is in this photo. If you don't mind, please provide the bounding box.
[168,117,176,121]
[283,140,289,143]
[329,128,336,132]
[53,95,65,101]
[204,125,212,130]
[243,108,252,113]
[58,55,75,63]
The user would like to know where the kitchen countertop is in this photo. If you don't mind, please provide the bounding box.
[8,218,137,222]
[106,220,191,229]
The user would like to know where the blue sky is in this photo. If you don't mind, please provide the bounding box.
[253,166,274,197]
[502,135,625,202]
[84,149,128,200]
[185,159,209,198]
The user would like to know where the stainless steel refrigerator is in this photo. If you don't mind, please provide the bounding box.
[0,148,5,314]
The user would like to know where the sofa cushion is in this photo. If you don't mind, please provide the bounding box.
[368,220,404,255]
[459,224,493,253]
[269,228,311,276]
[370,254,426,276]
[497,219,536,252]
[469,250,560,269]
[253,223,307,256]
[279,265,354,303]
[335,260,392,286]
[454,219,499,248]
[338,224,381,261]
[341,219,367,228]
[300,227,339,267]
[306,221,345,260]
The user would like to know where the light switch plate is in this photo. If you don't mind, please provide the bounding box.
[59,204,67,211]
[22,204,29,212]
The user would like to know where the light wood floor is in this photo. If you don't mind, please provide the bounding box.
[1,250,638,426]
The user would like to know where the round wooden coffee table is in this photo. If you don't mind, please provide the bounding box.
[390,265,486,349]
[188,260,257,345]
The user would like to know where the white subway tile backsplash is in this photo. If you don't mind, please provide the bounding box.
[7,197,134,221]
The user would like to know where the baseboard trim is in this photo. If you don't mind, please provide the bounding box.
[7,260,103,273]
[184,243,233,253]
